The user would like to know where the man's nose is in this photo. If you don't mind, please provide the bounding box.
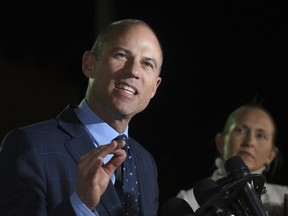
[123,60,140,78]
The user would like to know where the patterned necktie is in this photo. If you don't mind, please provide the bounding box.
[114,135,140,215]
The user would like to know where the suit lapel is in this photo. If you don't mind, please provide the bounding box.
[56,105,95,163]
[56,105,123,215]
[99,181,123,216]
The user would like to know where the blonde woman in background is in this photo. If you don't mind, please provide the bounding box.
[177,104,288,216]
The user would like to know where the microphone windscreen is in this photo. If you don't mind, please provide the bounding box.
[193,178,220,206]
[160,197,194,216]
[216,176,229,188]
[224,155,250,180]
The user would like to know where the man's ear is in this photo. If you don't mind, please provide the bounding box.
[215,133,225,155]
[82,51,95,78]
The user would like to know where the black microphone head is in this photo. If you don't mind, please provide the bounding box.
[224,156,267,216]
[225,155,251,181]
[193,178,220,206]
[160,197,194,216]
[216,176,229,188]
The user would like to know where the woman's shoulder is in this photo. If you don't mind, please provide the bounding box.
[265,182,288,197]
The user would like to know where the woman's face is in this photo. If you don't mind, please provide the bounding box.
[220,108,276,171]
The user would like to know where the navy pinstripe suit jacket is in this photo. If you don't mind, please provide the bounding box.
[0,105,159,216]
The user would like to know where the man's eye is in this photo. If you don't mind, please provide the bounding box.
[143,62,153,68]
[115,53,128,59]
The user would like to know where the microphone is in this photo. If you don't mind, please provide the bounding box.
[160,197,194,216]
[193,178,235,216]
[193,178,223,215]
[224,155,267,216]
[193,156,267,216]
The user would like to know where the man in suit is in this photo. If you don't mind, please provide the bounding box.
[0,19,163,216]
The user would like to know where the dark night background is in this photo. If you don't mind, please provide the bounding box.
[1,0,288,210]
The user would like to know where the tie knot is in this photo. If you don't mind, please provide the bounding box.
[113,135,129,151]
[113,134,128,141]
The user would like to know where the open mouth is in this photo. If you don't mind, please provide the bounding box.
[115,83,137,95]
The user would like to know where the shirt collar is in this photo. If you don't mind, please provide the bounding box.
[75,99,128,146]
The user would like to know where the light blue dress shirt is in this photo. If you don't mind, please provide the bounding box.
[70,99,128,216]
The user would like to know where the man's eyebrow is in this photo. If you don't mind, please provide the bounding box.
[143,57,158,69]
[113,47,159,68]
[112,47,129,53]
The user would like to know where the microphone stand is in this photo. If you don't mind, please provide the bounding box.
[194,156,267,216]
